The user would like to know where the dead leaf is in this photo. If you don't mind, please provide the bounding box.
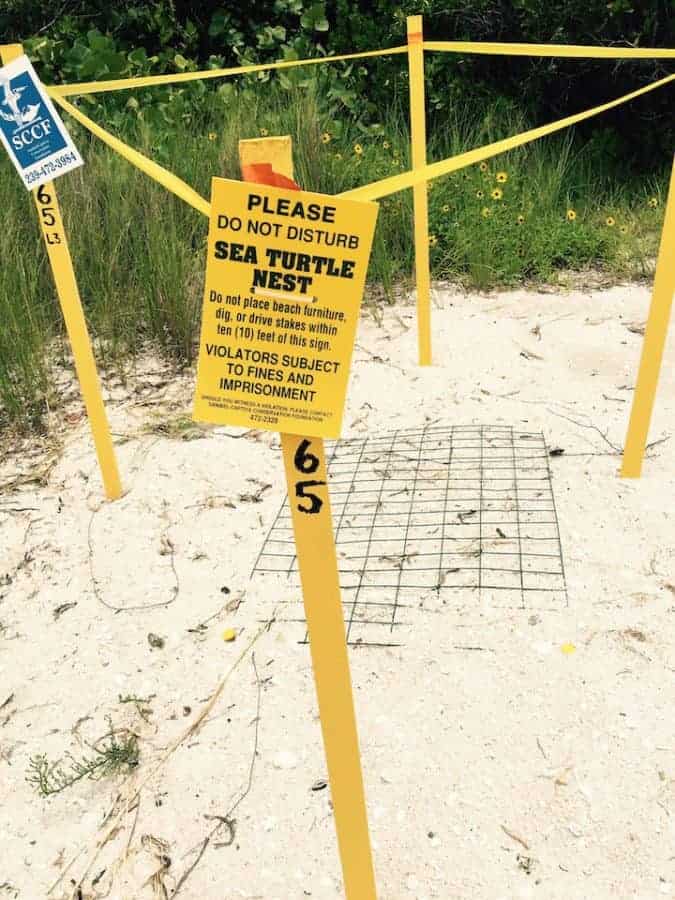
[53,602,77,621]
[625,322,646,336]
[623,628,647,642]
[500,824,530,850]
[519,348,544,361]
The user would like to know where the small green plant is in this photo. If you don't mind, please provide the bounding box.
[26,717,139,797]
[119,692,156,723]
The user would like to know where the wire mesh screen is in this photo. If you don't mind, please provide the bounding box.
[252,425,567,646]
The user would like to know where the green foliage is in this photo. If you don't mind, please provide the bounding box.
[2,1,671,164]
[328,0,675,166]
[26,718,139,796]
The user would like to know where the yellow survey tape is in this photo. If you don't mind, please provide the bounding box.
[47,46,407,97]
[425,40,675,59]
[52,94,211,217]
[344,72,675,202]
[53,72,675,216]
[47,41,675,97]
[44,39,675,98]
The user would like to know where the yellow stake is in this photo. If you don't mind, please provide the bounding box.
[621,156,675,478]
[407,15,432,365]
[239,137,378,900]
[1,43,122,500]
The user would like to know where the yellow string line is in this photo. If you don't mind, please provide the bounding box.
[424,40,675,59]
[343,72,675,202]
[46,46,408,97]
[51,94,212,216]
[44,39,675,98]
[53,72,674,216]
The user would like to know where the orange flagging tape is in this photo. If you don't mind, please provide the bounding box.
[240,163,301,191]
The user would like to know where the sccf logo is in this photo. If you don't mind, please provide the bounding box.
[11,117,53,149]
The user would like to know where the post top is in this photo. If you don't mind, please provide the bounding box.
[0,43,25,65]
[238,135,294,181]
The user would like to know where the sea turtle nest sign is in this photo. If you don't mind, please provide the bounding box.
[193,178,379,439]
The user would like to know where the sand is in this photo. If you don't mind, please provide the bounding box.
[0,282,674,900]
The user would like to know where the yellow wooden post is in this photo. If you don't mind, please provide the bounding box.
[238,137,378,900]
[621,156,675,477]
[407,15,432,365]
[1,43,122,500]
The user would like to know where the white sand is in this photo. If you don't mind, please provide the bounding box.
[0,283,674,900]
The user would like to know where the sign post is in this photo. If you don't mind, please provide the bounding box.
[621,156,675,478]
[0,43,122,500]
[192,135,379,898]
[407,15,432,366]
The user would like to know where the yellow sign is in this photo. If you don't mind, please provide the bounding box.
[193,177,378,437]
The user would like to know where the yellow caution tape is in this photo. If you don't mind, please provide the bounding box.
[424,40,675,59]
[53,72,674,217]
[51,94,211,217]
[47,46,408,97]
[343,72,675,202]
[44,39,674,99]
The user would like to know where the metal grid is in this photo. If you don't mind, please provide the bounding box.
[252,425,567,646]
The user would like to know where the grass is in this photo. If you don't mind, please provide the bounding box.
[0,81,668,431]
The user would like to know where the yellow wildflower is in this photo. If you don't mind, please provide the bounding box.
[476,190,484,199]
[605,216,615,227]
[566,209,577,222]
[496,171,508,184]
[481,207,491,218]
[442,204,450,213]
[516,214,525,225]
[479,161,488,173]
[334,152,343,160]
[383,141,390,149]
[429,234,438,247]
[321,132,331,144]
[620,225,629,234]
[353,143,363,156]
[648,196,659,208]
[208,132,217,142]
[260,127,269,136]
[491,188,503,201]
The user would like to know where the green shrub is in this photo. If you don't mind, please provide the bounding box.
[1,1,672,168]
